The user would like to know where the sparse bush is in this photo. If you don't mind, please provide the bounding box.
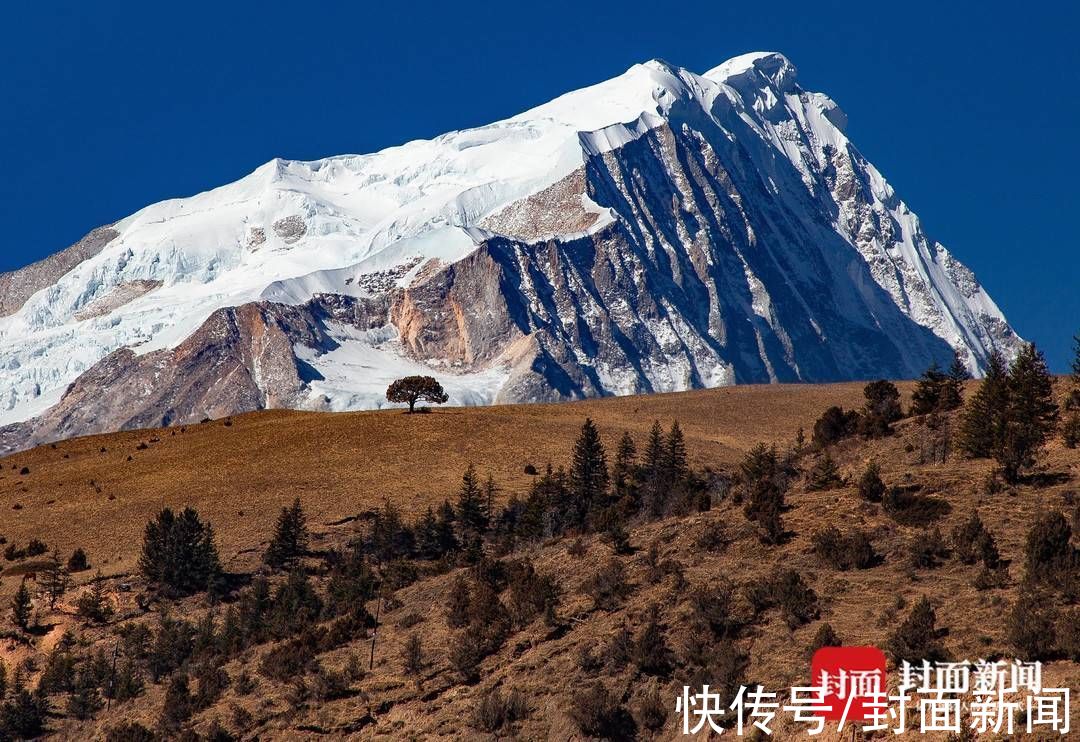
[689,581,744,640]
[258,632,318,683]
[747,569,819,629]
[858,461,886,502]
[1062,412,1080,448]
[76,573,114,624]
[159,672,194,733]
[952,512,991,565]
[582,558,632,611]
[808,623,842,656]
[310,665,351,701]
[472,687,528,733]
[632,680,668,732]
[811,527,877,570]
[631,605,672,677]
[67,548,89,572]
[908,527,949,569]
[1056,608,1080,660]
[1007,586,1057,660]
[505,559,561,627]
[24,539,46,557]
[883,487,951,526]
[807,452,843,490]
[401,633,423,676]
[569,681,634,740]
[695,519,729,552]
[812,406,860,448]
[446,574,471,628]
[886,596,945,664]
[105,721,155,742]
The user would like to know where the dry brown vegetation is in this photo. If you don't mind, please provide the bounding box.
[0,380,1078,740]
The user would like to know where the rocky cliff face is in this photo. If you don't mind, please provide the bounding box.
[0,52,1022,452]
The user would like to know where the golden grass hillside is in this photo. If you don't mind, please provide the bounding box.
[1,379,1078,740]
[0,383,874,578]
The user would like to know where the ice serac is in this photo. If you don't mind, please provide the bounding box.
[0,51,1023,451]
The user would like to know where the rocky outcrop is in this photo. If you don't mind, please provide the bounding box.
[0,225,118,317]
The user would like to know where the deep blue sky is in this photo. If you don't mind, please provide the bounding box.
[2,1,1076,369]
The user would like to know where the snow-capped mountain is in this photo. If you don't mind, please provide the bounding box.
[0,52,1021,451]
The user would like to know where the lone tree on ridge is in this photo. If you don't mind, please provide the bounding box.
[386,375,449,413]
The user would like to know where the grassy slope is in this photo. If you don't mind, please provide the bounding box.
[1,381,1077,739]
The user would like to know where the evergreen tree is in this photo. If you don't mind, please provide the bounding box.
[568,418,609,528]
[264,498,309,569]
[642,421,666,517]
[11,580,32,631]
[76,573,114,624]
[67,669,103,720]
[456,465,489,559]
[942,352,972,410]
[739,444,786,544]
[663,421,689,488]
[910,363,950,416]
[67,547,89,573]
[1,688,47,739]
[886,595,945,664]
[139,507,222,597]
[807,452,842,491]
[959,351,1009,458]
[857,461,886,502]
[612,431,637,505]
[998,343,1059,482]
[435,500,459,555]
[40,550,71,609]
[368,499,415,562]
[860,380,903,437]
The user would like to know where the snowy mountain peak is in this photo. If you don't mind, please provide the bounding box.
[0,52,1022,451]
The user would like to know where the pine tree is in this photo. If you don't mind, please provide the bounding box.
[67,669,103,720]
[568,418,609,528]
[67,547,89,573]
[456,465,489,559]
[886,595,945,664]
[612,431,637,504]
[911,363,950,416]
[943,352,972,410]
[76,572,114,624]
[663,421,688,488]
[959,351,1009,458]
[642,421,666,517]
[264,498,309,569]
[11,579,31,631]
[40,550,71,609]
[998,343,1059,482]
[139,507,222,597]
[860,380,903,437]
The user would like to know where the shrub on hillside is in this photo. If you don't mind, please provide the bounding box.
[857,462,886,502]
[569,681,634,740]
[67,548,89,573]
[807,452,843,490]
[807,623,842,657]
[812,406,860,448]
[1024,511,1076,587]
[860,380,903,437]
[1007,586,1057,660]
[907,527,949,569]
[886,596,945,664]
[747,569,819,629]
[472,687,528,733]
[811,527,877,570]
[582,558,632,612]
